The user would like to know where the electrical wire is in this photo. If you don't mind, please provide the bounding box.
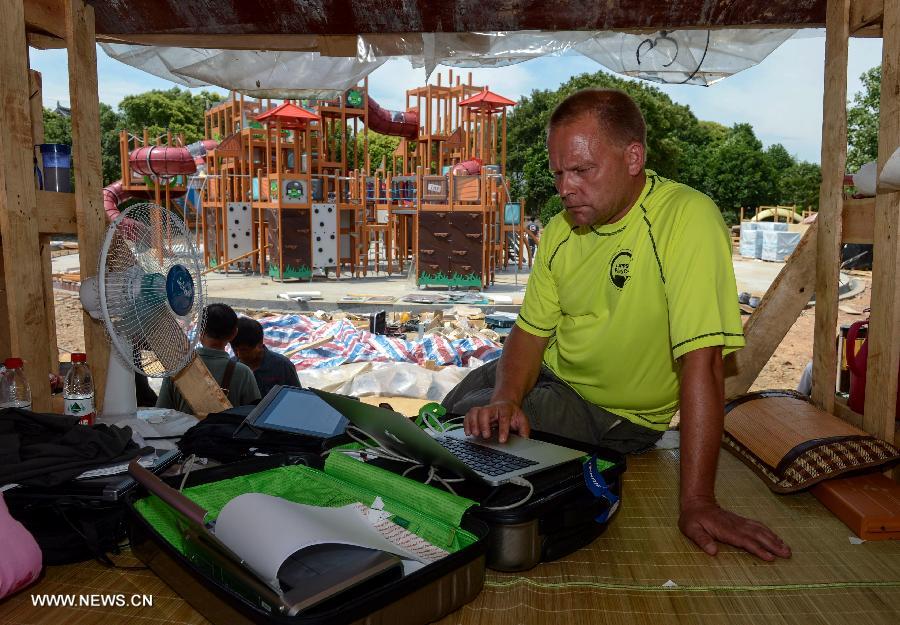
[481,477,534,511]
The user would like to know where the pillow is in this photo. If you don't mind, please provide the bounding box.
[723,390,900,493]
[0,493,42,598]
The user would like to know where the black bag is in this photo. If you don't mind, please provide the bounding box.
[178,406,350,463]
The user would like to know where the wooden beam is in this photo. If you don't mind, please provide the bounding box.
[811,0,850,415]
[26,31,65,49]
[24,0,64,39]
[0,0,53,411]
[28,68,58,376]
[724,221,818,399]
[36,190,78,234]
[864,0,900,442]
[65,0,109,411]
[850,0,884,34]
[841,197,875,243]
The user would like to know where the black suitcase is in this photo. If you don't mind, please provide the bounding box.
[359,424,626,572]
[126,453,490,625]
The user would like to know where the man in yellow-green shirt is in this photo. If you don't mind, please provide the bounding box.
[442,88,790,563]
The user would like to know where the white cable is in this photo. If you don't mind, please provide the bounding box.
[482,477,534,511]
[178,454,197,492]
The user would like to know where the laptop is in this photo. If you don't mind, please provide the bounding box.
[311,389,586,486]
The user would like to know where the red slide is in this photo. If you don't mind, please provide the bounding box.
[103,146,199,221]
[366,98,419,140]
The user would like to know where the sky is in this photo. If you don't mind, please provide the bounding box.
[29,30,882,164]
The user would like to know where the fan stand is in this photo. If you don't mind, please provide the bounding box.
[103,344,138,419]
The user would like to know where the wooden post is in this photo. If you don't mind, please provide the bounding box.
[28,68,59,375]
[864,0,900,442]
[811,0,850,414]
[0,0,53,410]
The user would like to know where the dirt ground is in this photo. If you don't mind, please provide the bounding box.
[52,268,874,393]
[748,272,871,392]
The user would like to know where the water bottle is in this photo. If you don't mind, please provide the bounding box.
[0,358,33,411]
[64,353,95,426]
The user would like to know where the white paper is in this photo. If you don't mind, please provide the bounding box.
[213,493,439,586]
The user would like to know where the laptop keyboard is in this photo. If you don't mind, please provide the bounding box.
[436,436,538,476]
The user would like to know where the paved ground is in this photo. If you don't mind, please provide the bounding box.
[51,248,789,313]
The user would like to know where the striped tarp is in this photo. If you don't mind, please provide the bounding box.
[259,314,502,370]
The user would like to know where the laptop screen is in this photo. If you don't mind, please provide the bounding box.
[251,387,349,438]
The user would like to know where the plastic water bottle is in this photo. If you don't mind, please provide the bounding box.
[0,358,33,411]
[64,353,95,426]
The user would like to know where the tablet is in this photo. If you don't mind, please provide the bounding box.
[244,386,349,439]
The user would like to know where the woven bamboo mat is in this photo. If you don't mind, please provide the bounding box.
[2,449,899,625]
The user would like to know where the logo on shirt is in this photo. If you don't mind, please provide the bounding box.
[609,250,633,289]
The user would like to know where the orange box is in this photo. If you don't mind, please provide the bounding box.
[812,472,900,540]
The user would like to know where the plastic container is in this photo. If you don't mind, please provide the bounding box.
[1,358,32,411]
[39,144,73,193]
[64,353,95,426]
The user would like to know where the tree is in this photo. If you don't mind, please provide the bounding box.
[778,161,822,211]
[43,103,124,186]
[118,87,222,145]
[702,124,777,223]
[847,65,880,172]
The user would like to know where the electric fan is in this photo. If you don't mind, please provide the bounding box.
[79,202,206,417]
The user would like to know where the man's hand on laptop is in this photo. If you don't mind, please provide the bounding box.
[464,400,531,443]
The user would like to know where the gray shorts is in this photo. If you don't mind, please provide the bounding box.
[441,360,664,454]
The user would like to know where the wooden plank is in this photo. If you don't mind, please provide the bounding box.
[841,197,875,243]
[26,31,65,49]
[23,0,64,38]
[850,0,884,34]
[29,68,58,376]
[811,0,851,415]
[36,190,78,234]
[0,0,53,411]
[864,0,900,442]
[0,247,9,362]
[724,221,818,399]
[172,356,232,420]
[65,0,109,411]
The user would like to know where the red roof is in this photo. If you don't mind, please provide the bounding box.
[255,102,320,128]
[459,87,516,112]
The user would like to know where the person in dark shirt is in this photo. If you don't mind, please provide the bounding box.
[231,317,301,397]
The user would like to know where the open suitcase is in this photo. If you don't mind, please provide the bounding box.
[357,417,627,572]
[126,453,489,625]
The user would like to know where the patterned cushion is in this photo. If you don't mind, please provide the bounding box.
[723,391,900,493]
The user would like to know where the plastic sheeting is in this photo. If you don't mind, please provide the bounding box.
[575,29,796,86]
[259,314,501,370]
[100,28,797,97]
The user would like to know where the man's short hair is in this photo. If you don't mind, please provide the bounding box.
[203,303,238,340]
[232,316,265,348]
[548,88,647,148]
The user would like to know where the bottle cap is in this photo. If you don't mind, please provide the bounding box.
[72,353,87,363]
[3,357,23,369]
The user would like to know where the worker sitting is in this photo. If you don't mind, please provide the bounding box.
[157,303,261,414]
[230,316,301,397]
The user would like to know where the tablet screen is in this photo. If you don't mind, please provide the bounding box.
[252,387,348,438]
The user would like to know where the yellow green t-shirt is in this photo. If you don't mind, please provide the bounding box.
[516,172,744,430]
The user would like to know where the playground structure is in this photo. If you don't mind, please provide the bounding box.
[102,129,202,226]
[198,71,530,288]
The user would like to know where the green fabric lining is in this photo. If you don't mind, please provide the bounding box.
[134,459,478,559]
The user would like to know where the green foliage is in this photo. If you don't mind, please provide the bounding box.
[540,195,564,226]
[507,70,823,226]
[118,88,222,145]
[847,65,880,172]
[43,88,222,187]
[777,161,822,211]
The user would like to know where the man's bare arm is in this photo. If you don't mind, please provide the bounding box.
[463,324,549,442]
[678,346,791,561]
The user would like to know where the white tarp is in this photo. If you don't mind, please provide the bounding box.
[101,28,797,97]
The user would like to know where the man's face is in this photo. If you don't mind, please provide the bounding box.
[548,114,644,227]
[233,342,264,364]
